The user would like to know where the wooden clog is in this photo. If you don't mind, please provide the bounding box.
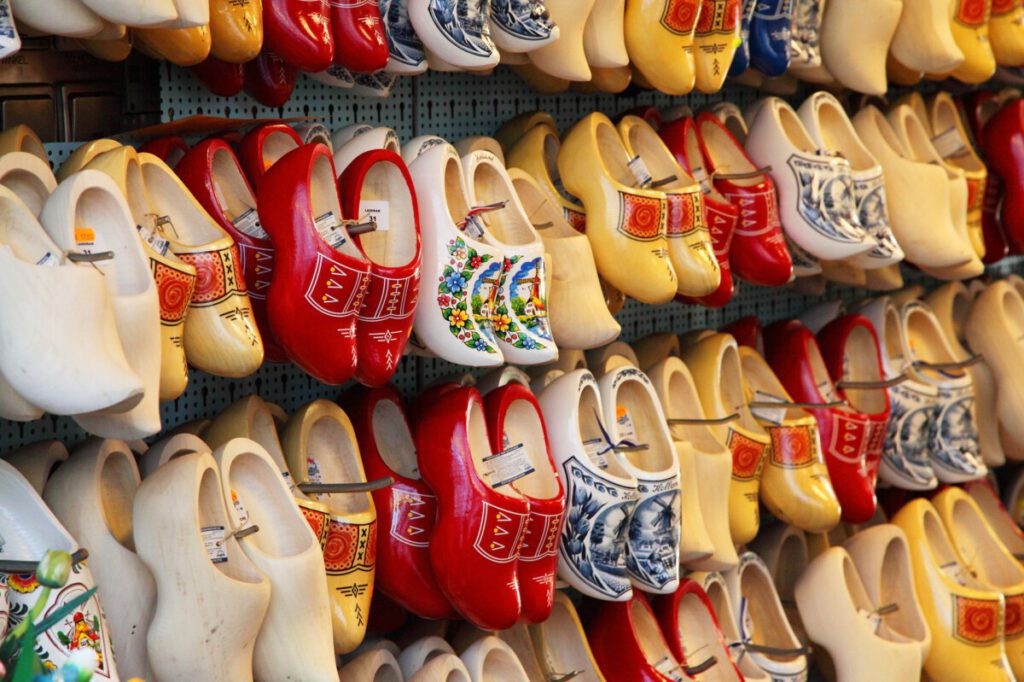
[653,579,746,682]
[0,1,19,58]
[261,0,332,72]
[209,0,262,63]
[407,0,498,70]
[134,452,270,682]
[339,648,403,681]
[408,654,472,681]
[139,433,209,478]
[688,570,772,681]
[820,0,901,94]
[43,439,156,680]
[455,136,505,165]
[398,636,457,678]
[966,480,1024,559]
[693,0,741,93]
[0,124,46,162]
[132,25,212,67]
[528,592,606,681]
[889,0,965,73]
[624,0,699,94]
[949,0,997,83]
[750,523,811,644]
[460,636,530,681]
[634,332,681,371]
[991,0,1024,66]
[494,111,557,152]
[332,124,401,177]
[511,62,572,92]
[588,594,685,681]
[506,123,587,235]
[214,439,339,682]
[488,0,559,54]
[202,395,300,493]
[78,0,177,25]
[527,0,597,81]
[0,151,54,227]
[282,400,376,654]
[57,138,120,181]
[587,340,639,377]
[11,0,102,38]
[1,440,68,494]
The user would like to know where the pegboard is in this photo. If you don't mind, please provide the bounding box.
[6,64,1023,454]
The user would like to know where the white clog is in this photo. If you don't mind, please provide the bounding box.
[0,1,19,58]
[0,460,121,681]
[460,636,531,682]
[537,369,637,601]
[43,439,156,680]
[455,135,505,164]
[409,653,472,681]
[889,0,965,73]
[0,151,57,217]
[12,0,105,36]
[527,0,596,80]
[798,92,904,268]
[139,433,209,478]
[78,0,178,26]
[214,438,338,682]
[749,523,811,643]
[399,636,457,678]
[332,124,401,176]
[40,171,161,439]
[462,150,558,364]
[0,184,142,417]
[339,648,404,681]
[134,452,270,682]
[408,141,504,366]
[820,0,901,94]
[746,97,876,261]
[1,440,68,494]
[407,0,499,70]
[488,0,558,53]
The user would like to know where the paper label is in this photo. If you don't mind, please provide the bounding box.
[628,155,653,187]
[481,442,536,488]
[940,560,969,586]
[314,211,348,250]
[751,389,788,426]
[931,127,969,160]
[233,207,270,239]
[653,655,686,681]
[306,457,323,484]
[360,199,390,233]
[463,214,485,240]
[691,164,713,194]
[859,608,883,635]
[616,405,638,442]
[231,489,250,526]
[201,525,228,564]
[583,437,609,469]
[74,226,95,247]
[137,222,170,256]
[35,252,58,266]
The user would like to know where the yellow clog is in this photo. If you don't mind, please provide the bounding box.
[57,138,121,181]
[133,24,212,67]
[0,125,46,162]
[693,0,740,94]
[949,0,997,83]
[209,0,262,63]
[624,0,699,95]
[990,0,1024,66]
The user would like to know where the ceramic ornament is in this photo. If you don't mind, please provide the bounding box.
[407,0,499,70]
[892,499,1014,682]
[648,357,737,571]
[43,440,156,680]
[694,0,741,93]
[332,124,401,177]
[138,433,209,478]
[0,460,121,681]
[745,97,877,262]
[527,0,596,81]
[537,370,638,601]
[617,115,720,298]
[527,592,606,681]
[462,150,557,364]
[795,547,922,682]
[488,0,558,54]
[407,141,504,366]
[2,440,69,495]
[85,146,198,401]
[624,0,700,95]
[506,169,620,350]
[213,439,339,682]
[381,0,428,75]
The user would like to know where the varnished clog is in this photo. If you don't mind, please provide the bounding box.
[588,593,684,681]
[991,0,1024,66]
[505,122,587,234]
[527,0,595,80]
[949,0,997,83]
[330,0,388,72]
[262,0,332,71]
[56,138,120,182]
[653,579,745,681]
[209,0,262,62]
[237,122,302,191]
[624,0,699,94]
[693,0,741,93]
[133,25,212,66]
[139,136,189,169]
[242,50,298,107]
[332,124,401,176]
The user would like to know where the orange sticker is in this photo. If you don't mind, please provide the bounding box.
[74,226,95,244]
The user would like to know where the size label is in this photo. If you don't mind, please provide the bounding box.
[463,214,485,240]
[583,437,609,469]
[314,211,348,250]
[482,442,535,488]
[360,199,390,233]
[233,207,270,239]
[231,489,250,526]
[74,226,95,248]
[628,155,653,187]
[652,655,686,681]
[306,457,323,484]
[201,525,229,564]
[137,222,170,256]
[691,164,713,194]
[616,405,638,442]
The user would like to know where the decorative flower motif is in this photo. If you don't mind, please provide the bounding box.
[443,271,467,294]
[494,314,513,332]
[453,246,468,260]
[438,294,451,308]
[521,337,537,350]
[474,338,489,351]
[469,256,482,268]
[503,258,513,272]
[449,309,469,328]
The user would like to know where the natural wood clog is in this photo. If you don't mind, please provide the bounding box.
[57,138,121,181]
[43,439,156,680]
[527,0,597,81]
[889,0,965,73]
[820,0,901,94]
[398,636,456,678]
[1,440,68,494]
[408,653,472,681]
[750,523,811,645]
[339,648,403,681]
[460,636,530,681]
[688,570,773,681]
[0,124,46,162]
[11,0,103,38]
[139,432,209,478]
[78,0,177,25]
[134,452,270,682]
[332,124,401,177]
[506,123,587,235]
[966,480,1024,559]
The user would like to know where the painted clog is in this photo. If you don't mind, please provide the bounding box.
[537,369,638,601]
[0,125,45,163]
[41,172,161,439]
[489,0,558,54]
[134,453,270,682]
[407,141,504,366]
[559,112,677,304]
[262,0,333,71]
[588,593,685,681]
[689,570,772,681]
[330,0,388,73]
[624,0,699,94]
[258,144,369,383]
[333,124,401,176]
[949,0,997,83]
[407,0,499,70]
[748,0,793,76]
[693,0,741,93]
[653,579,745,682]
[982,100,1024,253]
[345,385,454,619]
[991,0,1024,66]
[242,50,298,107]
[209,0,262,63]
[237,122,302,191]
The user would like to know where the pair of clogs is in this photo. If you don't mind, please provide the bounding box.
[263,0,386,74]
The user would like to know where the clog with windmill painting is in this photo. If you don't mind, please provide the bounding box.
[407,0,499,70]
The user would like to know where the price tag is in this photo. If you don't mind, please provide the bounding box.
[137,223,170,256]
[859,608,883,635]
[463,214,485,240]
[360,200,390,233]
[482,442,535,488]
[616,405,638,442]
[652,656,686,681]
[231,490,250,526]
[306,457,323,484]
[628,155,653,188]
[691,164,713,194]
[315,211,348,249]
[201,525,229,564]
[233,207,270,239]
[74,226,95,248]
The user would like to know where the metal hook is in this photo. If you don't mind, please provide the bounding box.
[667,412,740,425]
[649,174,679,189]
[749,399,844,409]
[837,373,909,390]
[874,602,899,616]
[67,251,115,263]
[217,524,260,546]
[298,476,394,495]
[711,165,772,181]
[912,354,983,371]
[0,548,90,574]
[614,443,650,453]
[345,219,378,236]
[743,642,814,658]
[548,671,584,682]
[683,656,718,676]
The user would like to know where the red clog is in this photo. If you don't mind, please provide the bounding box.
[652,579,745,682]
[257,143,371,384]
[587,593,681,682]
[139,135,189,168]
[337,150,421,387]
[262,0,334,72]
[659,116,739,307]
[330,0,388,73]
[344,385,456,619]
[765,319,877,523]
[960,91,1010,263]
[243,50,299,108]
[414,386,529,630]
[695,112,793,287]
[237,122,303,191]
[176,138,287,363]
[722,315,764,354]
[482,384,564,624]
[983,99,1024,253]
[817,314,892,496]
[190,56,245,97]
[618,106,663,130]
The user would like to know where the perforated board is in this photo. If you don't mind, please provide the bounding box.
[4,65,1022,453]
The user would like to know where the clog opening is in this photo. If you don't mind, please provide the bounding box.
[369,663,402,682]
[120,154,152,224]
[100,448,140,552]
[310,154,364,260]
[882,303,906,368]
[227,450,313,557]
[704,578,741,640]
[481,644,526,679]
[142,159,225,246]
[594,120,638,187]
[0,167,51,217]
[262,129,300,167]
[578,381,633,480]
[0,190,54,263]
[716,107,749,143]
[467,398,521,497]
[864,107,911,158]
[410,639,453,671]
[537,597,594,676]
[613,378,675,472]
[774,532,809,601]
[815,99,874,171]
[738,349,805,423]
[841,325,888,414]
[891,108,941,165]
[697,118,758,185]
[541,133,572,200]
[777,103,817,153]
[307,415,373,514]
[197,465,264,583]
[510,174,574,240]
[356,159,417,267]
[878,534,929,642]
[75,185,152,297]
[665,363,724,453]
[622,117,692,191]
[678,591,732,682]
[502,398,560,499]
[740,562,801,656]
[949,497,1024,588]
[211,146,257,223]
[930,96,985,173]
[720,344,762,433]
[631,598,676,668]
[443,153,472,227]
[804,336,842,403]
[827,522,852,547]
[372,398,419,480]
[467,160,535,246]
[0,463,72,558]
[1001,286,1024,341]
[922,507,964,575]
